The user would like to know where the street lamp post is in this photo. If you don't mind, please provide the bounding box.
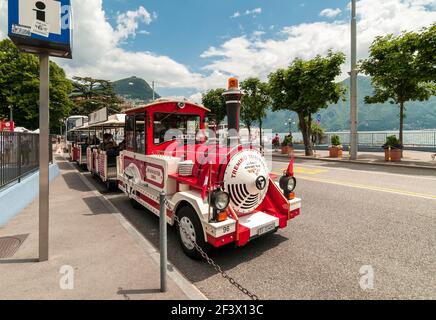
[350,0,358,160]
[8,105,13,122]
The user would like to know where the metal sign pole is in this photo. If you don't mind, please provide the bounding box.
[39,53,50,262]
[350,0,358,160]
[159,191,167,292]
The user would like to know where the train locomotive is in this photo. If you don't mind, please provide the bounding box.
[117,78,302,258]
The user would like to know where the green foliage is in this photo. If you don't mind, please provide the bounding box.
[0,39,73,131]
[71,76,122,115]
[112,76,160,103]
[202,88,227,125]
[281,135,293,147]
[274,76,436,133]
[311,122,325,143]
[360,24,436,144]
[268,50,345,155]
[416,23,436,82]
[240,77,270,145]
[383,135,403,149]
[330,134,341,147]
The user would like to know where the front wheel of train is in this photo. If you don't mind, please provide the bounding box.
[176,206,211,260]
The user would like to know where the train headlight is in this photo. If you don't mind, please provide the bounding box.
[211,190,230,211]
[280,175,297,192]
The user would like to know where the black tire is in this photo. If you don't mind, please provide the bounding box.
[176,206,211,260]
[130,197,143,210]
[105,180,114,192]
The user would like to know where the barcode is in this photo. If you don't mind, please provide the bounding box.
[12,24,31,37]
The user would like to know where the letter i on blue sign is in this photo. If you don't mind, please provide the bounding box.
[34,1,46,22]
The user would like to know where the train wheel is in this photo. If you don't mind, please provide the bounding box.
[176,206,210,260]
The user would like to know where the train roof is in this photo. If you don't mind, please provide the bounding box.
[125,99,210,114]
[71,114,125,131]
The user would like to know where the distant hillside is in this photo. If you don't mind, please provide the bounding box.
[263,76,436,132]
[112,76,160,103]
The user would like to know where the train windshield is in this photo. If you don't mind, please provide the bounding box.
[153,113,201,145]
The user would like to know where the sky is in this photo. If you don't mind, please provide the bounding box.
[1,0,435,101]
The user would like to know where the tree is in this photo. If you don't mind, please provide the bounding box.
[416,23,436,83]
[240,78,270,147]
[201,88,227,126]
[70,76,122,115]
[0,39,73,131]
[360,25,436,146]
[268,51,346,156]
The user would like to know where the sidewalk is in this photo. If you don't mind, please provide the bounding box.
[273,149,436,169]
[0,155,204,300]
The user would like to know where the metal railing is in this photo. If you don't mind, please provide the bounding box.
[320,130,436,147]
[0,132,53,190]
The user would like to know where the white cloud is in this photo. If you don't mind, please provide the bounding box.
[188,92,203,104]
[231,7,262,18]
[53,0,204,89]
[113,6,154,42]
[0,0,7,40]
[1,0,435,99]
[245,8,262,16]
[200,0,436,85]
[320,8,342,18]
[230,11,241,18]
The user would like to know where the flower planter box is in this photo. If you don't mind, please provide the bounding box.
[329,147,343,158]
[384,148,402,162]
[281,146,293,155]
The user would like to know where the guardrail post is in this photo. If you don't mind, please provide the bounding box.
[17,133,21,183]
[434,132,436,148]
[159,191,167,292]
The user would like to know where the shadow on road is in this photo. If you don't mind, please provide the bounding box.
[107,193,289,283]
[289,158,436,177]
[61,172,91,192]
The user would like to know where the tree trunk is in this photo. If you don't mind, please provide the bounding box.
[259,119,263,149]
[298,112,313,156]
[399,102,404,145]
[247,125,252,147]
[399,101,404,157]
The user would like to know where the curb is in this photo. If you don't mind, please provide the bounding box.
[273,154,436,171]
[61,157,207,301]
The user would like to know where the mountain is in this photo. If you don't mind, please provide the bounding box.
[263,76,436,132]
[112,76,160,103]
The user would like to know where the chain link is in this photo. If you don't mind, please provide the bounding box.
[163,197,259,300]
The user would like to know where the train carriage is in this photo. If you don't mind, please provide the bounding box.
[117,78,302,259]
[85,114,125,190]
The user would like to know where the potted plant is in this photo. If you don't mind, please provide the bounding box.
[281,135,293,155]
[329,135,343,158]
[383,135,403,162]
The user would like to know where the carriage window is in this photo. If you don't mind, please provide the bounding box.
[153,113,200,145]
[135,113,146,154]
[125,115,135,150]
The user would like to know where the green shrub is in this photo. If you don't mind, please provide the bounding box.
[282,135,293,147]
[383,135,403,149]
[330,135,341,147]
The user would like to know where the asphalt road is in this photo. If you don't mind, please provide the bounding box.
[80,159,436,300]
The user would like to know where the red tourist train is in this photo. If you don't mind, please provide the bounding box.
[69,78,302,258]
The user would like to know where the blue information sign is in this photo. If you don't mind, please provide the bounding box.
[8,0,72,59]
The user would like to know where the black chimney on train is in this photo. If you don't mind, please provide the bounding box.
[222,78,243,145]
